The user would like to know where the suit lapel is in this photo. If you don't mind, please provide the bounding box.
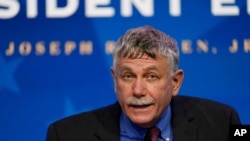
[94,103,121,141]
[171,96,200,141]
[92,97,201,141]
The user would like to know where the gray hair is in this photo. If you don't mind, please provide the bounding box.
[112,25,179,74]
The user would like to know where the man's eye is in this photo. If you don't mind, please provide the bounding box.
[147,74,158,80]
[123,74,133,79]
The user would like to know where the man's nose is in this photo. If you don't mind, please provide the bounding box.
[132,78,146,97]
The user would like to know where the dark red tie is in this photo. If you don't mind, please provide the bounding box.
[144,126,160,141]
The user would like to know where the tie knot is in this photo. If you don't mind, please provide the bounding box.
[144,126,160,141]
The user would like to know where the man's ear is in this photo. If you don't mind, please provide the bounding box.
[172,69,184,96]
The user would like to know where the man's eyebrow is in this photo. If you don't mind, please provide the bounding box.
[143,66,159,71]
[119,65,132,71]
[118,65,159,72]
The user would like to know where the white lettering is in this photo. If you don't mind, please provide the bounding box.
[65,41,76,55]
[169,0,181,16]
[80,41,93,55]
[121,0,153,17]
[5,41,15,56]
[27,0,38,18]
[248,0,250,15]
[35,42,46,55]
[46,0,79,18]
[197,40,208,53]
[241,129,247,136]
[212,47,217,54]
[229,39,238,53]
[244,39,250,53]
[0,0,20,19]
[50,41,61,55]
[105,41,116,54]
[211,0,239,16]
[234,129,248,136]
[19,42,32,56]
[234,129,241,136]
[181,40,192,54]
[85,0,114,17]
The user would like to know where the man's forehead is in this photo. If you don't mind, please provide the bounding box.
[117,54,167,63]
[118,63,159,70]
[115,57,168,71]
[117,57,158,66]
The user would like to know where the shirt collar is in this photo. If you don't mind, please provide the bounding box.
[156,105,172,139]
[120,106,172,140]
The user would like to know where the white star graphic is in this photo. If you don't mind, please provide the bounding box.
[64,97,91,116]
[46,97,91,126]
[0,55,23,94]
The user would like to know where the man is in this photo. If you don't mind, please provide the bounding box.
[46,26,240,141]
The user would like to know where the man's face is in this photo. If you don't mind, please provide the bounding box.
[111,54,183,128]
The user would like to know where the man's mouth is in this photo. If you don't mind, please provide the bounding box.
[130,104,152,108]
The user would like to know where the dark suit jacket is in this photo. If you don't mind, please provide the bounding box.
[46,95,241,141]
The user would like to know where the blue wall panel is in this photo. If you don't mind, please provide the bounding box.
[0,0,249,141]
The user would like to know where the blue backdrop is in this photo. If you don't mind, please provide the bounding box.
[0,0,249,141]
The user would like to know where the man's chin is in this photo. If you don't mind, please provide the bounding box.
[129,115,156,128]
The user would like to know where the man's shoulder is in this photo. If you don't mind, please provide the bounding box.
[46,103,121,140]
[173,95,236,110]
[172,95,240,124]
[50,102,120,128]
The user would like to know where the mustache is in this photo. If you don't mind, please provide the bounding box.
[126,97,155,106]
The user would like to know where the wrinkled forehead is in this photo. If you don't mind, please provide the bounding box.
[113,53,172,77]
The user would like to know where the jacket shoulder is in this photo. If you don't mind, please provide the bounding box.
[174,95,236,111]
[172,95,241,124]
[53,103,116,123]
[46,103,120,141]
